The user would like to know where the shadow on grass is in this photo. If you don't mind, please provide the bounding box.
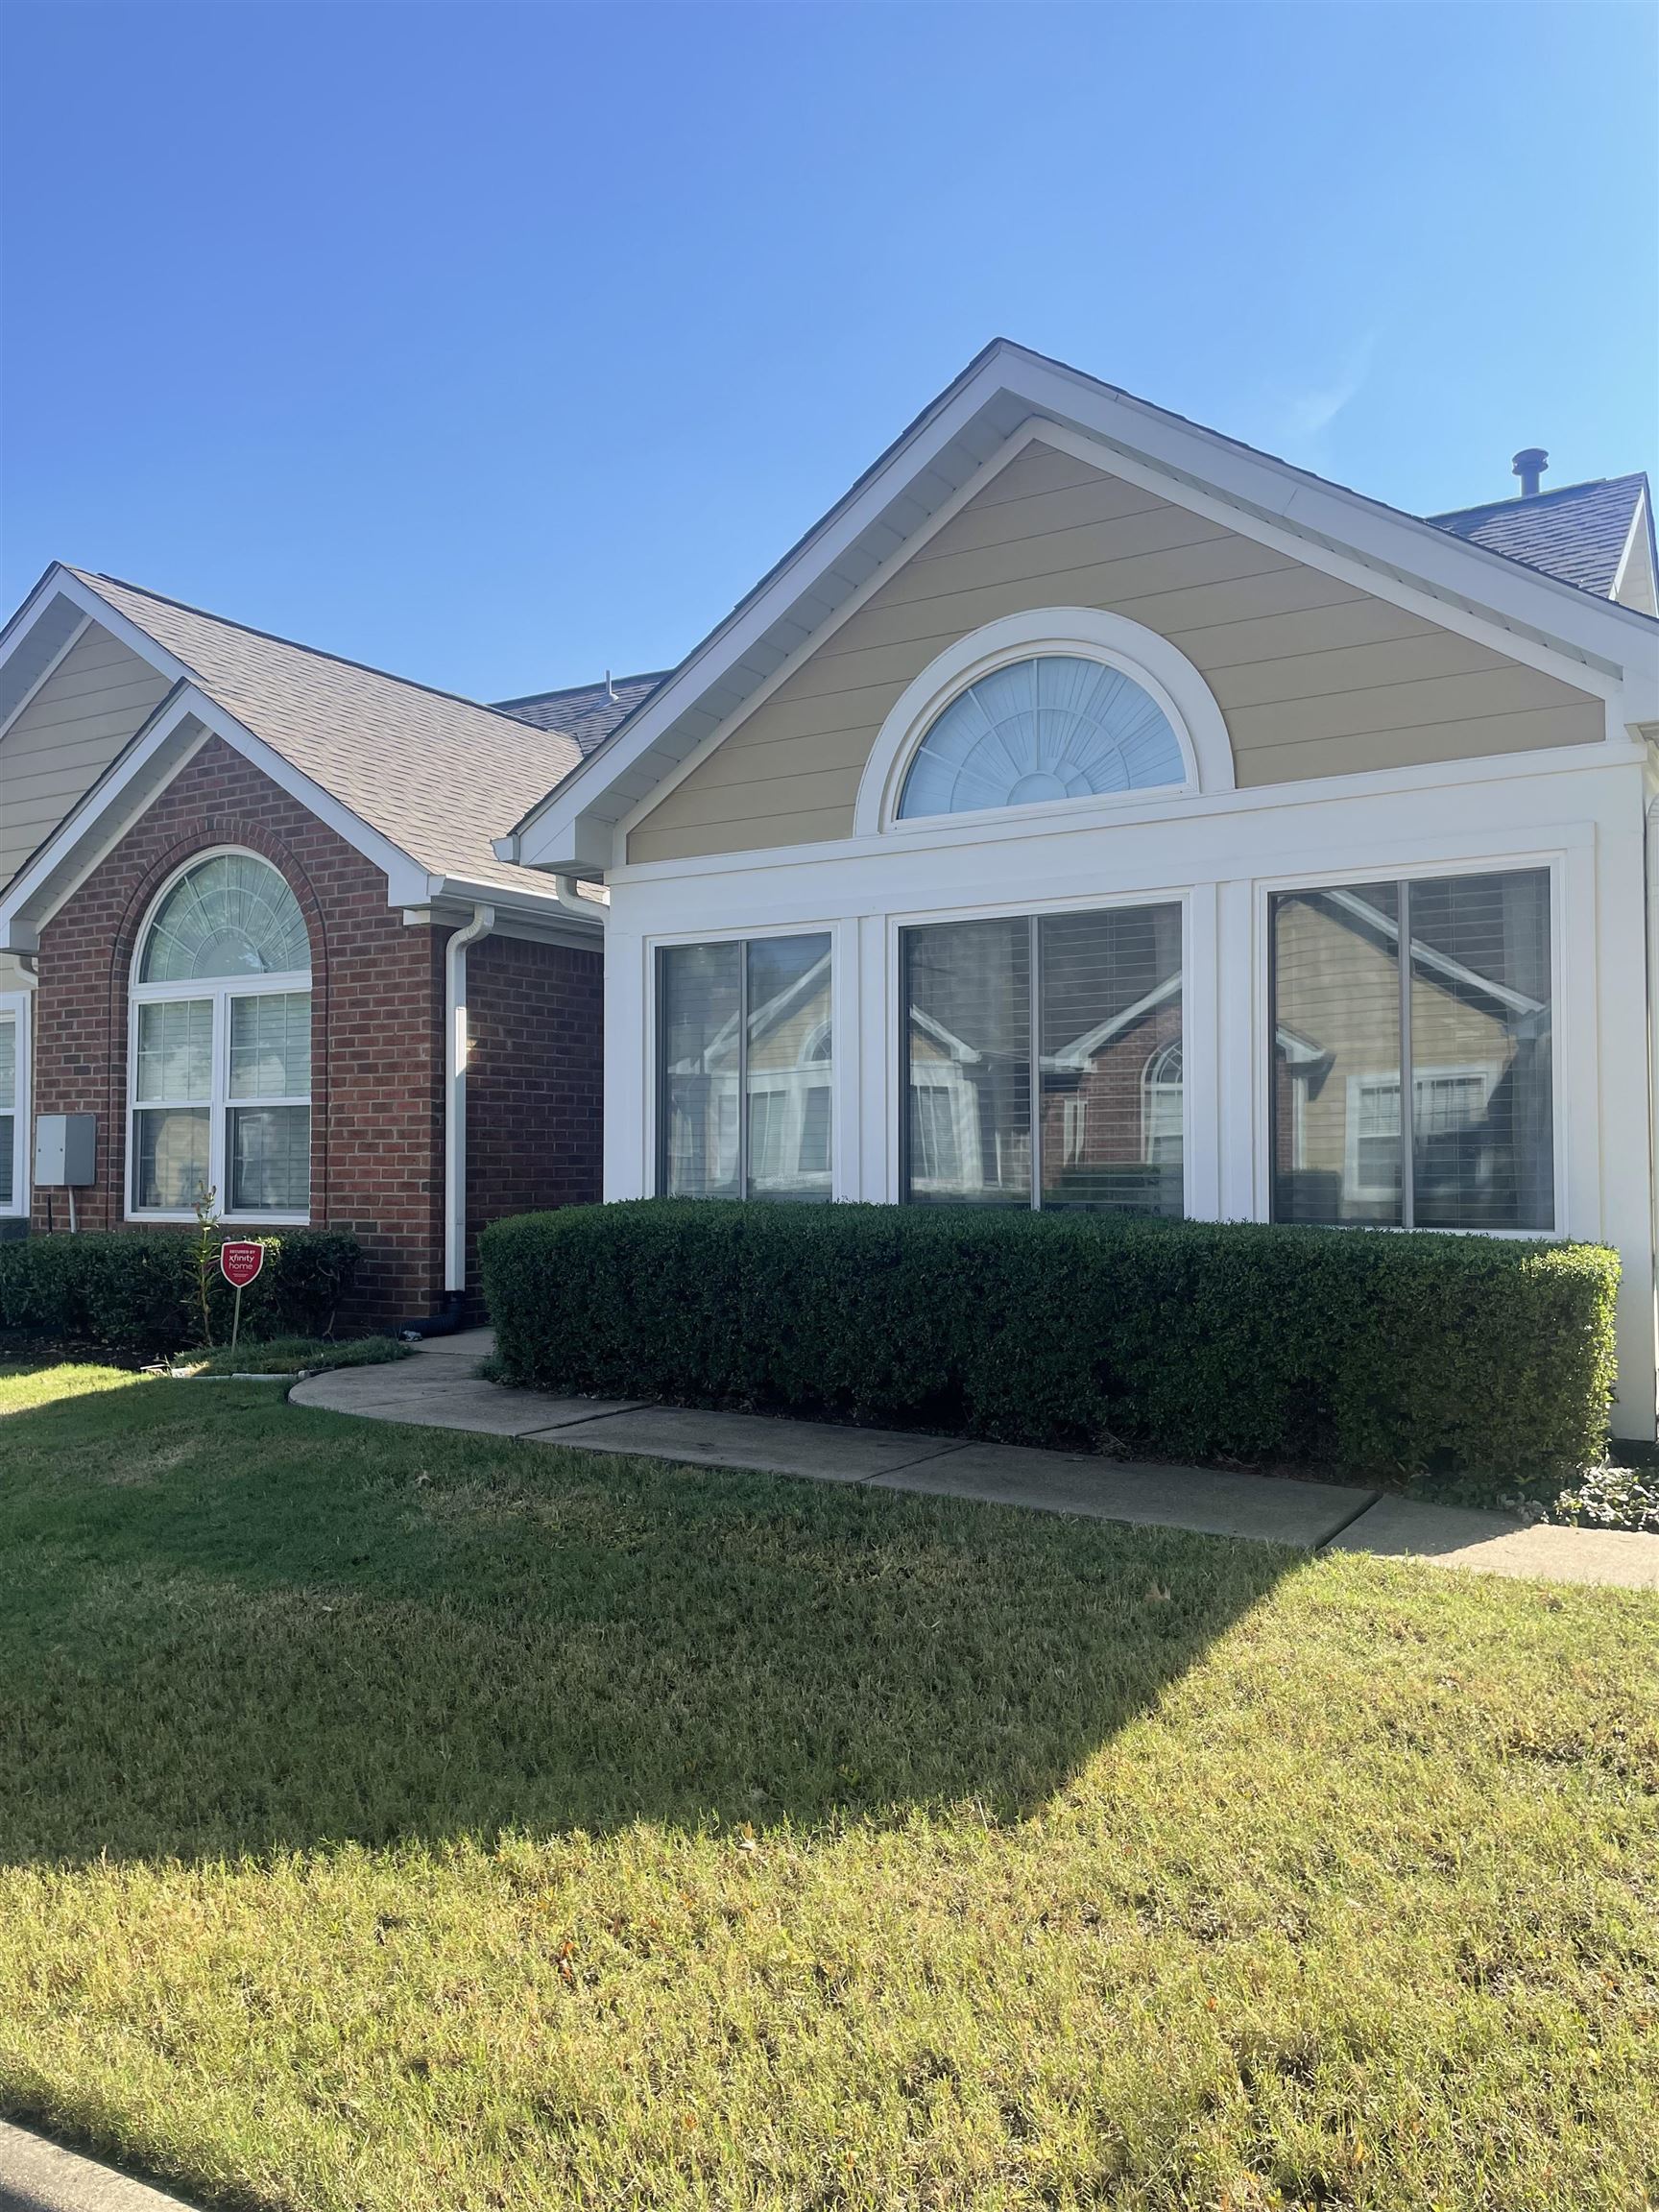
[0,1371,1289,1866]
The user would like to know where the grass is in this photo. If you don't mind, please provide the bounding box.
[0,1363,1654,2211]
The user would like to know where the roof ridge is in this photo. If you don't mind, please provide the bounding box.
[493,670,671,709]
[1428,473,1648,524]
[72,567,555,734]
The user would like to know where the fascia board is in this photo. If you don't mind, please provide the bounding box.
[509,347,1659,873]
[0,686,434,950]
[37,567,201,687]
[0,601,92,746]
[1008,350,1659,672]
[507,360,1015,869]
[0,690,206,950]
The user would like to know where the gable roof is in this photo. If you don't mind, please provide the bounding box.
[64,570,587,902]
[494,671,670,757]
[1427,475,1650,599]
[503,339,1659,876]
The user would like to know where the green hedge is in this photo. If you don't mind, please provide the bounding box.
[481,1200,1619,1478]
[0,1229,360,1355]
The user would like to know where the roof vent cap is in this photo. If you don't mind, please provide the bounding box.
[1512,446,1549,497]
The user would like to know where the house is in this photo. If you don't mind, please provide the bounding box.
[0,565,652,1324]
[493,340,1659,1439]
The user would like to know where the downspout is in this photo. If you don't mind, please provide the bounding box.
[1647,796,1659,1435]
[552,872,606,921]
[403,902,495,1335]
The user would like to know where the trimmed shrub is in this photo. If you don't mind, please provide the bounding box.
[0,1229,359,1354]
[481,1200,1618,1479]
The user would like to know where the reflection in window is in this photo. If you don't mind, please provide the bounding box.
[1142,1040,1185,1168]
[898,656,1187,819]
[1271,870,1551,1232]
[1039,904,1183,1214]
[902,919,1031,1204]
[659,934,831,1200]
[902,904,1183,1214]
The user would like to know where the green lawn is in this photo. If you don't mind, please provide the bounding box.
[0,1363,1655,2212]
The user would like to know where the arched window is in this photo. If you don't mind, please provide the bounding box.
[129,851,312,1219]
[897,654,1188,821]
[1142,1038,1184,1166]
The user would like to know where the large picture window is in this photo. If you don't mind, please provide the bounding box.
[1271,868,1552,1232]
[901,903,1184,1214]
[658,932,832,1200]
[129,852,312,1219]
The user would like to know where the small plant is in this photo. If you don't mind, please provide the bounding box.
[192,1186,221,1348]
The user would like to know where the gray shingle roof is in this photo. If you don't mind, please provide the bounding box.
[1427,475,1647,598]
[70,570,589,901]
[493,672,670,755]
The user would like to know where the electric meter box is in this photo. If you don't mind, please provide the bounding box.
[34,1114,96,1187]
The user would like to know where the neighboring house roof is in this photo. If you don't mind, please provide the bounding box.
[1427,475,1652,600]
[66,570,589,902]
[494,672,670,756]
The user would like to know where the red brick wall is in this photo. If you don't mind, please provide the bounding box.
[464,928,604,1300]
[31,735,608,1328]
[31,735,446,1325]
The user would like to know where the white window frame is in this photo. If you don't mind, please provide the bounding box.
[893,889,1190,1216]
[126,848,312,1226]
[855,606,1235,838]
[1260,853,1566,1240]
[652,926,835,1201]
[0,987,30,1219]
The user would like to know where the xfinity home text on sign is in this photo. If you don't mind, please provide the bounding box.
[220,1241,265,1290]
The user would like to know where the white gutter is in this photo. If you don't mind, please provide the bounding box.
[444,902,496,1295]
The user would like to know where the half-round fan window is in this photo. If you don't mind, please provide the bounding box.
[140,853,310,982]
[896,654,1188,821]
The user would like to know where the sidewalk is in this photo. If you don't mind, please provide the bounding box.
[291,1331,1659,1590]
[0,2120,195,2212]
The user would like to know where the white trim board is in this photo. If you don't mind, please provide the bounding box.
[608,733,1645,893]
[853,604,1236,841]
[0,684,602,954]
[509,343,1659,873]
[0,563,602,946]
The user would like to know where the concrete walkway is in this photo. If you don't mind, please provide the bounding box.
[291,1331,1659,1588]
[0,2121,195,2212]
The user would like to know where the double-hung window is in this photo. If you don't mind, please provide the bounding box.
[1271,867,1552,1231]
[129,852,312,1220]
[0,991,26,1216]
[657,932,832,1199]
[900,902,1184,1214]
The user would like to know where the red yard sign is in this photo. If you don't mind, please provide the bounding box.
[219,1240,266,1289]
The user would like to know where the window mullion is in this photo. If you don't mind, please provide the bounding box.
[1398,879,1414,1231]
[736,942,749,1204]
[213,985,230,1216]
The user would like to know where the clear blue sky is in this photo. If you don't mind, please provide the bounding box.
[3,2,1654,702]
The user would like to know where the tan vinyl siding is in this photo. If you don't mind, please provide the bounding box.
[628,442,1604,866]
[0,624,170,889]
